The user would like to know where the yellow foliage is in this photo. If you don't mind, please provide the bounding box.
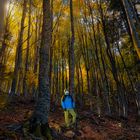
[26,71,38,87]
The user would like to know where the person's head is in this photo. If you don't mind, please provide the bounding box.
[64,89,69,95]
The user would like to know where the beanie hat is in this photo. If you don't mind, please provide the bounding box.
[65,90,69,95]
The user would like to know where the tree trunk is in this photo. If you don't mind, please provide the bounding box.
[76,63,82,105]
[0,0,7,40]
[79,60,84,104]
[30,0,52,138]
[121,0,140,58]
[23,0,32,96]
[62,45,65,95]
[56,60,59,98]
[98,1,128,118]
[69,0,75,96]
[49,0,53,95]
[32,9,42,99]
[0,8,10,76]
[97,22,111,116]
[10,0,27,95]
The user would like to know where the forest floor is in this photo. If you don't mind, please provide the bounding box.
[0,95,140,140]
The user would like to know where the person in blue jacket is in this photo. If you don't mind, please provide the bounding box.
[61,89,76,128]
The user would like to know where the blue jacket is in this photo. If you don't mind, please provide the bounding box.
[61,95,75,109]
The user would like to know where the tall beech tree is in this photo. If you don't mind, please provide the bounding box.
[30,0,52,138]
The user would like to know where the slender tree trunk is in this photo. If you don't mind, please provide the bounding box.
[76,63,82,105]
[66,64,68,89]
[0,0,7,40]
[0,11,9,76]
[0,8,9,64]
[56,60,59,98]
[49,0,53,95]
[69,0,75,96]
[78,29,90,95]
[94,68,101,117]
[59,59,62,96]
[79,60,84,105]
[62,45,65,94]
[32,9,42,99]
[121,0,140,58]
[87,0,111,115]
[23,0,32,96]
[97,22,111,116]
[98,0,128,118]
[86,68,90,94]
[10,0,27,95]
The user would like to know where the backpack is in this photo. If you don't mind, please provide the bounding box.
[62,95,74,103]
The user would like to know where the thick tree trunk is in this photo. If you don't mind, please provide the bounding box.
[30,0,52,138]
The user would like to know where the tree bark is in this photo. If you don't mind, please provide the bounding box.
[10,0,27,95]
[32,9,42,99]
[49,0,53,95]
[30,0,52,138]
[23,0,32,96]
[69,0,75,96]
[98,1,128,118]
[0,0,7,40]
[121,0,140,58]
